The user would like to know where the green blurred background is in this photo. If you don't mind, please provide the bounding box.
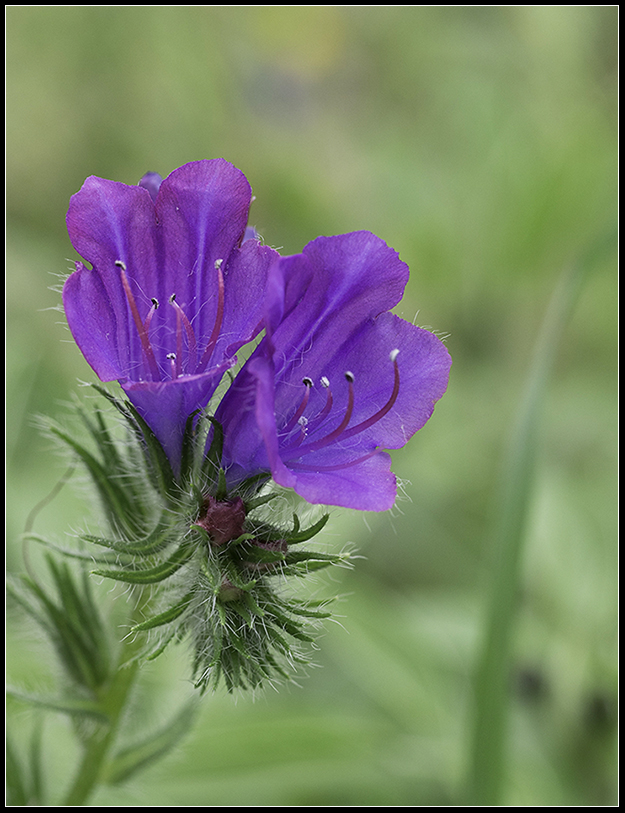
[7,6,617,806]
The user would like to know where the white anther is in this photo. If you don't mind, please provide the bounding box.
[345,371,355,383]
[214,259,223,270]
[302,377,314,388]
[114,260,127,270]
[390,348,400,362]
[166,352,176,360]
[320,376,330,388]
[298,416,308,427]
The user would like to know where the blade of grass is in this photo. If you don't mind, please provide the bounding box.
[465,227,616,805]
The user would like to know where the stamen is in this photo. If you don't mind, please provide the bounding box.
[197,259,225,372]
[144,298,159,334]
[284,371,354,458]
[339,350,400,442]
[169,294,198,374]
[282,351,401,461]
[282,377,313,434]
[166,352,177,379]
[310,375,334,428]
[116,261,160,380]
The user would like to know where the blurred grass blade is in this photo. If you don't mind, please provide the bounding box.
[466,227,616,805]
[6,733,29,807]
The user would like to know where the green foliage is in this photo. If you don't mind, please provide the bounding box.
[28,387,348,694]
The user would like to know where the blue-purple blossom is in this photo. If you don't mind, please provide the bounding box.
[215,232,452,511]
[63,160,278,473]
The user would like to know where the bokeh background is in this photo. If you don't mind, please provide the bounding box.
[7,6,617,806]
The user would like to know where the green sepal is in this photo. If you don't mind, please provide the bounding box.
[178,408,202,486]
[238,543,286,566]
[215,468,228,501]
[230,600,256,628]
[131,592,194,632]
[245,491,280,512]
[241,590,266,618]
[278,601,332,619]
[228,532,258,546]
[46,423,145,540]
[91,384,176,499]
[220,557,257,593]
[285,513,329,544]
[265,606,315,642]
[91,541,195,585]
[145,630,177,662]
[200,416,224,484]
[78,404,124,476]
[81,512,177,557]
[235,471,271,497]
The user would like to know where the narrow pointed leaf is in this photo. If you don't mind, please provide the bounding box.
[92,542,195,585]
[131,592,194,632]
[103,701,197,785]
[7,688,109,722]
[285,514,329,544]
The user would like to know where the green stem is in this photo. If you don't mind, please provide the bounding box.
[62,593,147,806]
[466,228,615,805]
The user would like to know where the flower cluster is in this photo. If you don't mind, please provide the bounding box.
[59,160,451,689]
[64,159,451,509]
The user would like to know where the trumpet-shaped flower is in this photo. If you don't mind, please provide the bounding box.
[216,232,452,511]
[63,160,278,473]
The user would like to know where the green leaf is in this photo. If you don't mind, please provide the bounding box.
[7,687,109,722]
[23,533,121,565]
[103,700,198,785]
[466,228,616,805]
[14,558,111,692]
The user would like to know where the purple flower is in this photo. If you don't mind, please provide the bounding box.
[63,160,278,473]
[216,232,452,511]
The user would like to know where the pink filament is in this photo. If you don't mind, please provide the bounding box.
[282,379,313,434]
[282,355,400,462]
[197,261,225,372]
[338,356,400,442]
[170,295,198,374]
[117,262,160,380]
